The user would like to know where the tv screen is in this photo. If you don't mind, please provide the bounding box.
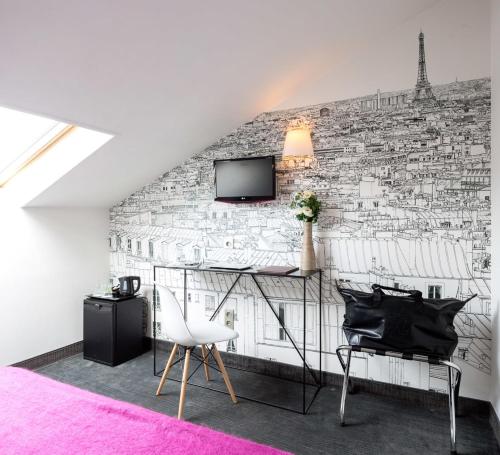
[214,156,275,202]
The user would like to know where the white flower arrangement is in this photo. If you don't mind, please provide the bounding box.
[290,190,321,223]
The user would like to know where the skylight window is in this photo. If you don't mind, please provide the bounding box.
[0,106,74,187]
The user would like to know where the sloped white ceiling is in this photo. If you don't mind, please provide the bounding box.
[0,0,439,207]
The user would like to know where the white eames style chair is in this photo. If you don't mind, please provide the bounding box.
[154,283,239,419]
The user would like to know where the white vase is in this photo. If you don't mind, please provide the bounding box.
[300,221,316,271]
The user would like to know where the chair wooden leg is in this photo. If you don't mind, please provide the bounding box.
[212,344,237,404]
[201,344,210,381]
[178,348,191,419]
[156,343,179,396]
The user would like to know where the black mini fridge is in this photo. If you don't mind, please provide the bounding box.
[83,296,146,366]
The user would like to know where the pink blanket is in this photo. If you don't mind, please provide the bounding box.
[0,367,291,455]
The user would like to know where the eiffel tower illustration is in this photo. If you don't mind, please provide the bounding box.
[414,31,435,102]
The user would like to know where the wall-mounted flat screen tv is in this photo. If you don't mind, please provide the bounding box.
[214,156,276,202]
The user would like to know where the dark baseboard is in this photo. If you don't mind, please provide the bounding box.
[154,338,490,416]
[490,403,500,449]
[11,341,83,370]
[14,338,496,438]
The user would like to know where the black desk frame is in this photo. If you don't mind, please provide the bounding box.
[153,265,322,414]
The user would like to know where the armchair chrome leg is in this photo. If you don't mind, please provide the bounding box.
[336,345,355,394]
[441,359,461,453]
[339,346,352,426]
[441,360,462,454]
[447,365,456,453]
[453,367,462,417]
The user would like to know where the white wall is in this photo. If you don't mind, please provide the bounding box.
[0,204,109,365]
[278,0,490,110]
[490,0,500,419]
[0,0,439,208]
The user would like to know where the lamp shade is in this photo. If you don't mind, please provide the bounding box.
[282,128,314,157]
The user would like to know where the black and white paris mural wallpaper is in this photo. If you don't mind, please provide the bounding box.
[110,26,491,398]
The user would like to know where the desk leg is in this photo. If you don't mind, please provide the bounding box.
[319,271,322,387]
[303,277,307,415]
[183,269,187,321]
[153,267,157,376]
[251,275,318,385]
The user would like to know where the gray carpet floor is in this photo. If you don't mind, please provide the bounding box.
[36,351,499,455]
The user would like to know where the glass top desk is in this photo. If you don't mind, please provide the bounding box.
[152,264,322,414]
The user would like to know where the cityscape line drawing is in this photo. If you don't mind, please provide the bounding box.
[110,31,491,398]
